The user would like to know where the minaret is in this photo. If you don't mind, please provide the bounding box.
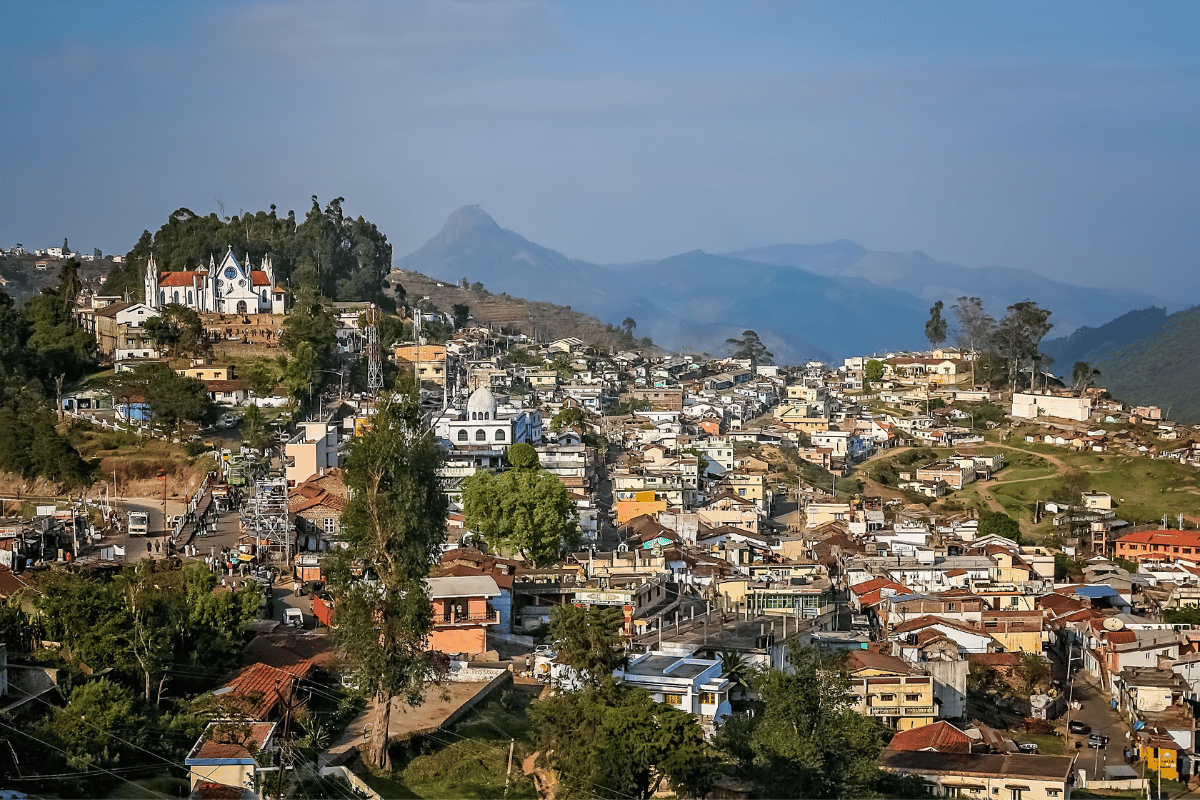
[144,253,159,308]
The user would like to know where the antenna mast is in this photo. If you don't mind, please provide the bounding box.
[365,304,383,398]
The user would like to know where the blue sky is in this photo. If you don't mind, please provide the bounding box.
[2,1,1198,299]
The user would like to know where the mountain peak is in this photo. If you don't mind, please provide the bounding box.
[438,205,501,239]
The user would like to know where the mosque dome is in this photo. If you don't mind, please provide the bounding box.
[466,386,498,420]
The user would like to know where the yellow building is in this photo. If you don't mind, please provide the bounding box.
[178,363,234,381]
[981,610,1043,654]
[1141,737,1182,781]
[722,472,766,508]
[394,343,447,386]
[848,650,937,731]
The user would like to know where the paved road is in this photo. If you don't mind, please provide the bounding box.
[1063,673,1130,778]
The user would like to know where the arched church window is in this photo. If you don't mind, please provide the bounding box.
[173,291,179,303]
[484,412,490,420]
[187,291,193,305]
[159,291,165,305]
[475,429,486,442]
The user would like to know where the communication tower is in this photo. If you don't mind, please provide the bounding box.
[365,304,383,396]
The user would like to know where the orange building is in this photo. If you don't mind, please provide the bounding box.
[1115,529,1200,563]
[427,575,502,656]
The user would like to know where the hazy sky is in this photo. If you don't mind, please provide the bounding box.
[3,1,1198,298]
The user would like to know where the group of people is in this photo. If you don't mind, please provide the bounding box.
[203,326,283,345]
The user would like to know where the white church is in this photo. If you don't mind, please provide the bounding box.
[144,246,287,315]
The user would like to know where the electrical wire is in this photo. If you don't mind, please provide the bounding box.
[0,719,173,798]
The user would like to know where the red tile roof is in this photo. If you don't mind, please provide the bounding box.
[158,271,201,287]
[217,661,311,721]
[188,721,275,762]
[887,721,974,754]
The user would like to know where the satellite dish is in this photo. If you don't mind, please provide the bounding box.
[1103,617,1125,631]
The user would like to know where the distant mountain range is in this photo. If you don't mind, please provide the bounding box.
[1092,305,1200,424]
[398,206,1173,364]
[1040,307,1169,375]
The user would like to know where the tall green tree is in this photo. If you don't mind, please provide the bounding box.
[715,644,892,799]
[326,397,448,771]
[143,303,204,358]
[994,300,1053,390]
[243,357,280,397]
[461,450,580,567]
[726,329,773,371]
[952,296,995,389]
[549,604,627,686]
[531,684,717,799]
[925,300,948,349]
[978,509,1022,544]
[1072,361,1101,390]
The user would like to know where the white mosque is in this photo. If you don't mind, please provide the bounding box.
[443,386,542,448]
[144,246,287,315]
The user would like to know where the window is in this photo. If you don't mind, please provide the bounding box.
[700,692,716,706]
[187,290,193,305]
[905,694,920,702]
[664,693,684,706]
[476,429,486,441]
[948,602,956,611]
[173,291,180,303]
[495,429,506,441]
[879,694,896,702]
[1010,597,1019,606]
[323,518,335,534]
[1046,790,1060,797]
[458,430,468,442]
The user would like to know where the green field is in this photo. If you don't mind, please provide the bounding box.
[990,451,1200,528]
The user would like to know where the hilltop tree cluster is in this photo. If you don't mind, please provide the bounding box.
[104,197,394,308]
[950,296,1057,390]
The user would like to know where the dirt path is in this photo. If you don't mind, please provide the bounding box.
[974,442,1072,523]
[523,752,558,800]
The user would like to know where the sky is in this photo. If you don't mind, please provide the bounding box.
[2,1,1198,299]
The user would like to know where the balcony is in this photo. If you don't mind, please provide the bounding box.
[904,706,936,715]
[438,602,499,627]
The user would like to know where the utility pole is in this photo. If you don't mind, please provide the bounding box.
[504,737,515,797]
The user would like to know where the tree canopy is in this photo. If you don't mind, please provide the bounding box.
[325,396,448,770]
[726,329,773,370]
[461,457,580,567]
[713,644,908,799]
[978,509,1022,543]
[105,198,394,306]
[925,300,947,349]
[143,303,204,359]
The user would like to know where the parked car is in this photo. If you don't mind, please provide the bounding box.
[284,608,304,627]
[1017,742,1039,753]
[1087,733,1110,749]
[1068,720,1091,734]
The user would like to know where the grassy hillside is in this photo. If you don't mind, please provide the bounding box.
[1093,304,1200,422]
[389,269,663,355]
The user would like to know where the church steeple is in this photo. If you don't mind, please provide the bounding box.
[144,253,159,308]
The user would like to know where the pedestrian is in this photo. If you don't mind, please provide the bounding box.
[525,655,532,675]
[146,541,152,554]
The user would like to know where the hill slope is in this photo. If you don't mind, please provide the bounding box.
[387,268,661,355]
[1092,304,1200,423]
[1040,307,1168,375]
[400,208,927,363]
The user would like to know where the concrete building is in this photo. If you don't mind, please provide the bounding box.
[1011,392,1093,422]
[284,420,339,487]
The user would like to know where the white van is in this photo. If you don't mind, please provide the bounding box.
[284,608,304,628]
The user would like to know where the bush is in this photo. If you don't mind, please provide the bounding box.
[184,439,208,457]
